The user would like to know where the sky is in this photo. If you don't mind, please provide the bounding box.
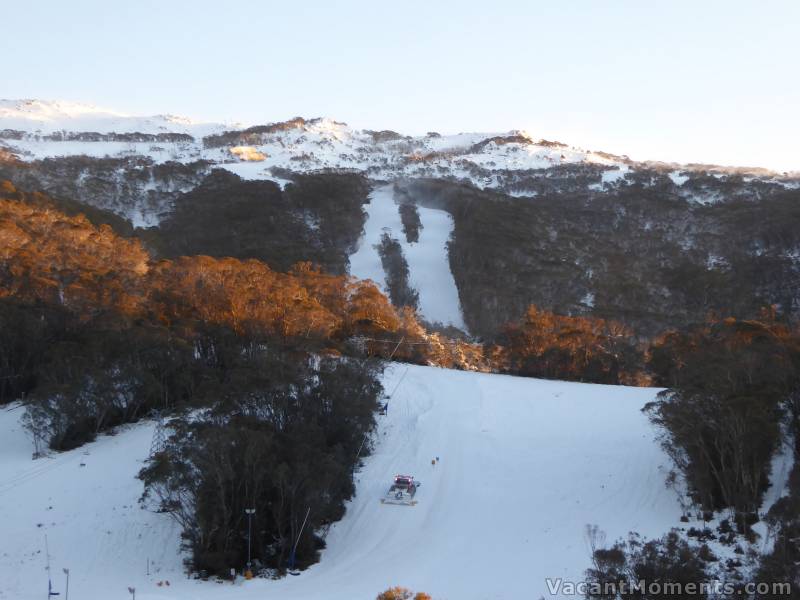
[2,0,798,171]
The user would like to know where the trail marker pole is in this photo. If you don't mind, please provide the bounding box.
[245,508,256,576]
[45,534,59,598]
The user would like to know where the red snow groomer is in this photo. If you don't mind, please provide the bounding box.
[381,474,420,506]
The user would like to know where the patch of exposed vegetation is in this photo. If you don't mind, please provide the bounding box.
[376,233,419,310]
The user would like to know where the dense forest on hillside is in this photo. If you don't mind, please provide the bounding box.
[3,169,800,585]
[0,154,213,225]
[647,315,800,517]
[0,178,647,389]
[5,151,798,345]
[147,170,370,274]
[0,156,372,273]
[397,178,800,340]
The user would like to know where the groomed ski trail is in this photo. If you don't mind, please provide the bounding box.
[0,365,684,600]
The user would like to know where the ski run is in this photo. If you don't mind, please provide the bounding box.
[0,363,736,600]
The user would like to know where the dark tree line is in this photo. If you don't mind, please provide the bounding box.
[497,305,644,385]
[139,349,382,576]
[19,312,196,451]
[376,233,419,310]
[396,178,800,341]
[584,528,711,600]
[149,170,370,274]
[398,203,422,243]
[646,316,800,520]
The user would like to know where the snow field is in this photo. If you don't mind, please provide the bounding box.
[0,365,686,600]
[348,185,466,329]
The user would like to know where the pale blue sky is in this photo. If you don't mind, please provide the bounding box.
[2,1,798,170]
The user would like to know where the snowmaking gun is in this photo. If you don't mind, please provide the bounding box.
[381,474,420,506]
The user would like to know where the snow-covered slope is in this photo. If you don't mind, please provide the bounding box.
[0,99,631,191]
[1,366,692,600]
[349,185,465,328]
[0,99,232,136]
[0,404,182,600]
[2,99,796,212]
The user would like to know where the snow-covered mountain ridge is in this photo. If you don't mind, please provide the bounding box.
[0,99,234,136]
[3,99,795,196]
